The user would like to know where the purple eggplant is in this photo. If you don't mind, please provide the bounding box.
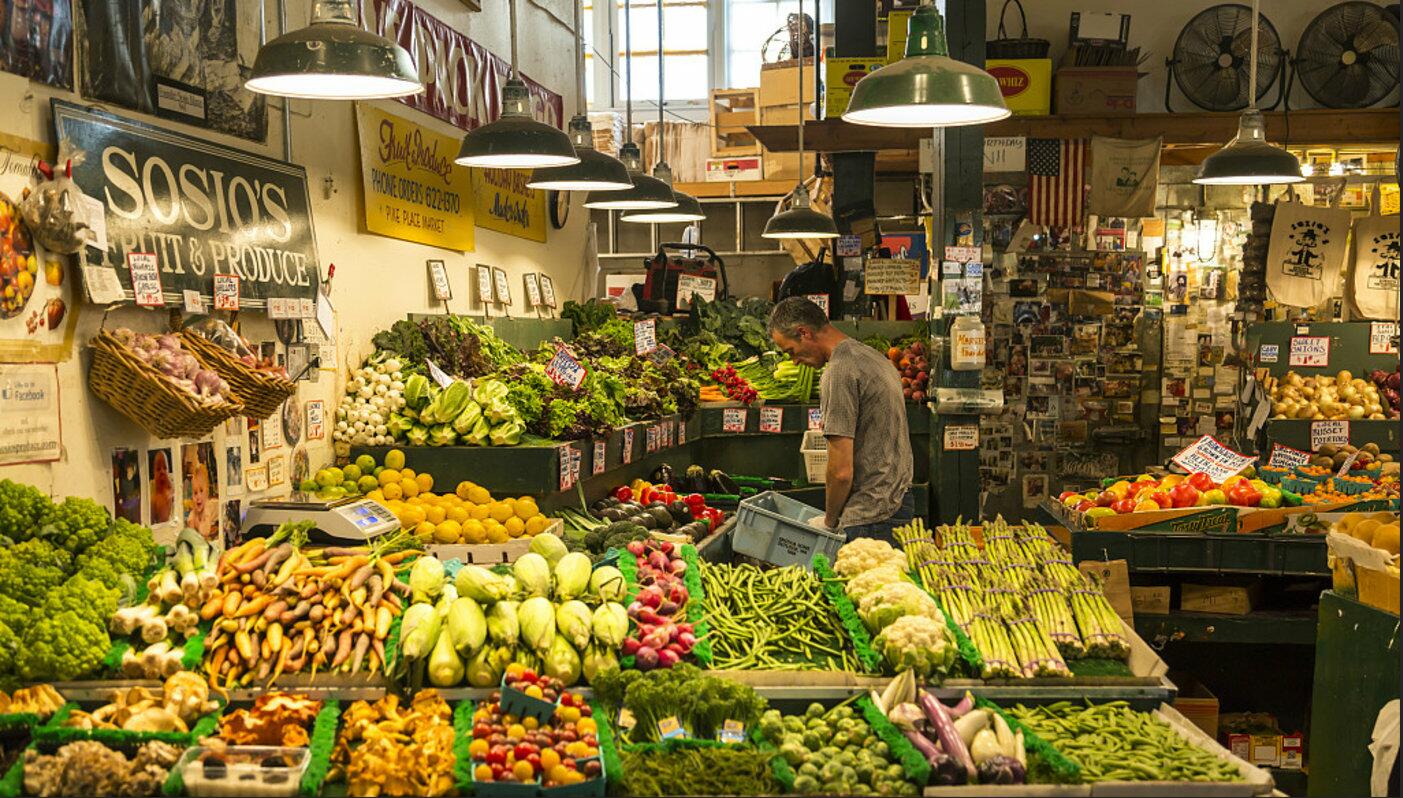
[919,689,975,780]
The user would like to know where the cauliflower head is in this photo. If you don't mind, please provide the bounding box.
[874,614,955,679]
[18,611,110,682]
[0,479,51,542]
[858,580,942,633]
[834,538,908,577]
[845,565,909,603]
[39,496,111,554]
[40,574,119,630]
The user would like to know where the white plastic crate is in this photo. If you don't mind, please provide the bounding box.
[731,490,843,568]
[800,429,828,483]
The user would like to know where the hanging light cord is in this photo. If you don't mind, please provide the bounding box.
[574,0,586,114]
[1247,0,1258,110]
[795,9,805,182]
[658,0,666,167]
[624,0,633,146]
[510,0,521,78]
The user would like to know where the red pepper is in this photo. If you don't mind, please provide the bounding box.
[704,507,725,528]
[613,486,633,502]
[684,493,705,507]
[656,488,676,504]
[638,486,656,504]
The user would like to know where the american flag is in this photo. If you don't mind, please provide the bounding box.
[1027,138,1087,229]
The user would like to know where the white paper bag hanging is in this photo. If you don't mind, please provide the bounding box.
[1265,201,1352,309]
[1349,214,1400,320]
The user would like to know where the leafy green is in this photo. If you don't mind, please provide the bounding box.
[687,297,774,359]
[562,298,621,333]
[371,319,429,364]
[592,663,767,743]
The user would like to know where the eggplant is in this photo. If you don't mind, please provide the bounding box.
[975,756,1026,785]
[904,729,967,786]
[650,464,675,485]
[920,690,976,779]
[709,469,740,495]
[668,501,691,525]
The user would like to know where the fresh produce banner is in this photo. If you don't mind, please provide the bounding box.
[54,101,322,308]
[472,168,547,243]
[1266,201,1350,309]
[75,0,267,141]
[371,0,564,132]
[0,363,61,465]
[355,103,476,252]
[1350,214,1399,320]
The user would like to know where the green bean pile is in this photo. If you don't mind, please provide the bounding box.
[700,563,856,671]
[620,746,779,796]
[1008,701,1245,783]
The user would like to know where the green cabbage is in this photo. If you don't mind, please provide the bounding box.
[463,416,492,446]
[428,424,458,447]
[403,375,432,409]
[489,420,524,446]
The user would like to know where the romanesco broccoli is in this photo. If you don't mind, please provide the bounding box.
[0,551,66,606]
[77,528,156,577]
[8,538,72,573]
[40,574,119,630]
[0,594,30,636]
[39,496,111,554]
[0,479,50,541]
[17,611,110,682]
[0,618,17,681]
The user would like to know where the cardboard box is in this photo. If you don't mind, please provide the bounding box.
[758,106,816,127]
[1180,582,1260,615]
[1169,672,1219,740]
[824,57,884,117]
[1356,563,1400,616]
[759,58,816,111]
[1055,66,1138,114]
[986,58,1052,116]
[1249,734,1282,768]
[1281,733,1304,770]
[705,156,763,182]
[1131,585,1171,615]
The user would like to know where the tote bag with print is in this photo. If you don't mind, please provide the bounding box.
[1266,201,1352,309]
[1349,214,1400,320]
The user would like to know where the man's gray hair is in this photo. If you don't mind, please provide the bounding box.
[768,296,831,338]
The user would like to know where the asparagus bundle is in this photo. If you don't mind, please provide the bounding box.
[1025,577,1087,658]
[968,610,1020,679]
[1069,580,1130,659]
[1005,609,1072,677]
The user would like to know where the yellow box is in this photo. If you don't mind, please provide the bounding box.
[886,10,913,63]
[985,58,1052,116]
[824,57,885,117]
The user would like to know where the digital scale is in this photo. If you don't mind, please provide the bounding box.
[242,494,401,544]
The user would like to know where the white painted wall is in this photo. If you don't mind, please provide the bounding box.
[989,0,1395,113]
[0,0,589,528]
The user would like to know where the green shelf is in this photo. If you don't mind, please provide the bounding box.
[697,402,930,435]
[1264,418,1400,451]
[1071,531,1328,576]
[1134,609,1318,646]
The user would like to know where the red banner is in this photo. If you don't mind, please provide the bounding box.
[372,0,565,132]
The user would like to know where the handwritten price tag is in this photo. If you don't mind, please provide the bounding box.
[559,446,575,491]
[1267,443,1311,468]
[213,274,240,311]
[622,428,634,464]
[943,424,979,451]
[1258,344,1279,364]
[648,343,675,365]
[1370,322,1399,354]
[723,408,747,433]
[634,318,657,355]
[1170,435,1256,483]
[545,347,587,390]
[678,421,687,445]
[1310,420,1349,450]
[1288,336,1330,367]
[126,252,164,306]
[807,408,823,430]
[804,293,830,316]
[759,406,783,433]
[593,441,607,475]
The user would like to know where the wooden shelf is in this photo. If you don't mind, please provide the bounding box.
[673,179,793,198]
[748,108,1402,153]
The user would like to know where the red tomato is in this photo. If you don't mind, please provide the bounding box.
[1169,483,1200,508]
[1112,498,1137,514]
[1149,491,1173,509]
[1187,472,1216,492]
[1074,499,1096,512]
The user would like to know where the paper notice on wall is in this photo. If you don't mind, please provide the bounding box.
[0,364,60,466]
[864,259,921,295]
[1170,435,1256,483]
[943,424,979,451]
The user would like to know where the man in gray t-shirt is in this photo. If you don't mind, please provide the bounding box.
[768,298,914,543]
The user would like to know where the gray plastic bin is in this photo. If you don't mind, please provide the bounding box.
[731,491,844,568]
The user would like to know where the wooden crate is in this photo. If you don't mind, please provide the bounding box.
[710,88,760,156]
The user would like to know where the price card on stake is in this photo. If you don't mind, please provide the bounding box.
[759,406,783,433]
[676,274,718,308]
[299,298,315,319]
[213,274,240,311]
[570,447,582,482]
[622,428,634,464]
[425,359,454,389]
[1288,336,1330,367]
[305,401,325,440]
[634,318,657,355]
[559,446,575,491]
[539,274,557,309]
[544,347,587,390]
[677,421,687,445]
[1310,420,1350,450]
[476,265,496,305]
[803,293,830,315]
[593,440,607,475]
[523,273,543,307]
[1170,435,1257,483]
[1336,450,1362,477]
[427,260,452,301]
[722,408,746,433]
[719,720,746,744]
[1258,344,1279,364]
[493,268,512,306]
[182,290,205,313]
[807,408,823,430]
[648,343,675,366]
[943,424,979,451]
[1267,443,1311,468]
[1370,322,1399,354]
[126,252,164,306]
[658,716,687,740]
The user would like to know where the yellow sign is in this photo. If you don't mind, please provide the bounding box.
[472,168,547,243]
[355,103,475,251]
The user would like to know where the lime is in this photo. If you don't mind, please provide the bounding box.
[384,449,406,470]
[355,454,377,473]
[358,475,379,493]
[298,479,319,493]
[342,480,360,495]
[343,464,363,481]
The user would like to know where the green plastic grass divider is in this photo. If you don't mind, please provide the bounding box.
[590,699,623,794]
[616,547,641,670]
[383,610,404,675]
[452,699,475,795]
[102,638,132,673]
[810,554,883,674]
[300,699,341,798]
[0,714,38,733]
[0,743,26,798]
[972,697,1081,784]
[180,626,208,671]
[858,694,930,787]
[38,703,75,730]
[679,544,711,666]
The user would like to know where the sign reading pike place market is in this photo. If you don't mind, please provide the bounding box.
[53,100,321,308]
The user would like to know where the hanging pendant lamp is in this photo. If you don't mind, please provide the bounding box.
[528,0,633,190]
[1193,0,1301,185]
[584,0,678,210]
[842,3,1009,128]
[621,2,705,224]
[764,3,836,240]
[246,0,422,99]
[456,0,578,168]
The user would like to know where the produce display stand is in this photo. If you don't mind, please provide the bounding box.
[1306,590,1400,798]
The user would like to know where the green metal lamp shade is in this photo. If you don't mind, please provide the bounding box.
[842,5,1009,128]
[584,145,679,210]
[247,0,422,99]
[621,189,705,223]
[1193,110,1303,185]
[528,115,634,191]
[456,79,579,169]
[763,183,838,239]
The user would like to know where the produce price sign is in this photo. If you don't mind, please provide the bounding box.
[759,406,783,433]
[213,274,240,311]
[808,408,823,430]
[943,424,979,451]
[544,347,587,390]
[181,290,204,313]
[1310,420,1350,450]
[493,268,512,306]
[1288,336,1330,367]
[523,273,542,307]
[538,274,557,309]
[803,293,830,315]
[648,343,674,366]
[558,446,576,491]
[427,260,452,301]
[634,318,657,355]
[126,252,164,306]
[864,258,920,295]
[1170,435,1256,484]
[622,428,634,464]
[1267,443,1311,468]
[1370,322,1399,354]
[657,716,687,740]
[1258,344,1279,364]
[722,408,746,433]
[476,266,496,305]
[645,425,659,453]
[677,422,686,445]
[592,441,606,475]
[305,400,325,440]
[718,719,745,744]
[676,274,717,308]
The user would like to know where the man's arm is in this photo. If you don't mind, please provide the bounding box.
[824,436,854,530]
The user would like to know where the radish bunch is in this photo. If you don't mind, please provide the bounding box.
[621,539,697,670]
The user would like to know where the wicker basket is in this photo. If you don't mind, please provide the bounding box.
[87,330,246,439]
[180,331,296,421]
[986,0,1049,59]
